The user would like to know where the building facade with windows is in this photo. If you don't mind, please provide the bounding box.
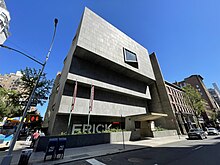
[43,8,182,136]
[175,75,218,126]
[0,71,38,112]
[0,0,10,44]
[165,81,197,134]
[0,71,22,91]
[208,83,220,108]
[149,53,197,135]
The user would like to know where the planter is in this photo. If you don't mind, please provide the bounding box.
[152,130,177,138]
[35,130,140,152]
[35,133,110,152]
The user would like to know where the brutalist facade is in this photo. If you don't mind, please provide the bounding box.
[44,8,183,136]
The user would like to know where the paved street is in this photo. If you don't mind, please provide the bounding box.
[1,135,220,165]
[70,136,220,165]
[0,135,186,165]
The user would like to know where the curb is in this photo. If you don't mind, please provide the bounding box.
[29,136,187,165]
[54,146,151,165]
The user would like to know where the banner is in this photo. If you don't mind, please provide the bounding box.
[71,81,78,112]
[89,85,94,111]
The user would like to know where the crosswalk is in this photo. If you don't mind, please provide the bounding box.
[86,158,106,165]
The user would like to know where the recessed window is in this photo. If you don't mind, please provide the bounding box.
[56,84,60,93]
[123,48,138,68]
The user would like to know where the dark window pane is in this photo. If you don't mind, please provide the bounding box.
[124,49,137,62]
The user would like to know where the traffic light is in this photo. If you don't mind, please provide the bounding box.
[27,114,40,123]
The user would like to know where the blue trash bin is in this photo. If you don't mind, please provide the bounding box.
[55,137,67,159]
[44,138,58,161]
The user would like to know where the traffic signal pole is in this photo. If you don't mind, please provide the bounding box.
[0,18,58,165]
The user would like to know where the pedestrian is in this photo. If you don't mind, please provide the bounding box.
[30,129,40,148]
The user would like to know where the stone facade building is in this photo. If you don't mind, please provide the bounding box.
[0,71,22,91]
[44,8,202,137]
[43,8,181,136]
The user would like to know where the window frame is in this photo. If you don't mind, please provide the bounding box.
[123,48,138,63]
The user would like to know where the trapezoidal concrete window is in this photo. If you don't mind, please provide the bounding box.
[123,48,138,68]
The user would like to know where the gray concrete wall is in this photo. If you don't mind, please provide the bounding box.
[68,57,151,99]
[150,53,181,133]
[56,7,155,118]
[58,56,150,117]
[35,133,110,152]
[110,131,141,142]
[46,8,158,135]
[77,7,155,81]
[35,131,140,152]
[152,130,178,137]
[59,84,147,117]
[42,73,61,132]
[52,115,69,135]
[140,121,153,137]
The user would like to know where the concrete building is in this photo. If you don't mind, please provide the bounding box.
[150,53,197,135]
[42,72,61,128]
[43,8,183,136]
[0,0,10,44]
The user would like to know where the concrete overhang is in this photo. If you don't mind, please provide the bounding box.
[128,112,168,121]
[73,46,155,84]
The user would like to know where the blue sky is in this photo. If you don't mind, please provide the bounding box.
[1,0,220,116]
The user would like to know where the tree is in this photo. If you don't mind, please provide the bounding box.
[0,67,53,119]
[182,84,206,117]
[20,67,53,106]
[0,88,7,119]
[0,88,22,119]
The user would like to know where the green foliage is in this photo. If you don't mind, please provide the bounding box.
[108,128,122,132]
[211,112,217,121]
[182,84,205,116]
[0,88,22,118]
[20,67,53,106]
[154,126,167,131]
[0,67,53,119]
[60,132,67,135]
[73,130,87,134]
[0,88,7,119]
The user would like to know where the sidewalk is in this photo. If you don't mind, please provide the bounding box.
[0,135,187,165]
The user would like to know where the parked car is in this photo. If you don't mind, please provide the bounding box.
[207,127,219,135]
[188,128,207,140]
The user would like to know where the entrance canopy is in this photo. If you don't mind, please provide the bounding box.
[128,112,168,121]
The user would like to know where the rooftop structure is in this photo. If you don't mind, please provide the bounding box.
[0,0,10,44]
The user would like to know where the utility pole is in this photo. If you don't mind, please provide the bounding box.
[0,18,58,165]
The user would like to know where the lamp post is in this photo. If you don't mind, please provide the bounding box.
[0,18,58,165]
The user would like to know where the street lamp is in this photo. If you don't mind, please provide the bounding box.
[0,18,58,165]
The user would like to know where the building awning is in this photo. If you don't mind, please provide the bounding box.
[128,112,168,121]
